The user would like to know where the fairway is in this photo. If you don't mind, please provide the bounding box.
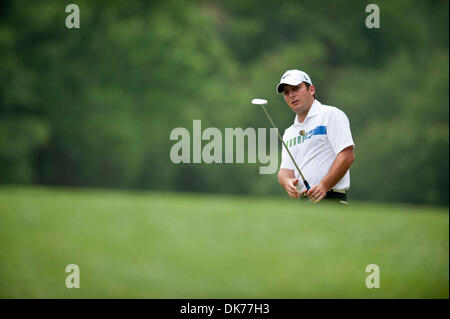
[0,187,448,298]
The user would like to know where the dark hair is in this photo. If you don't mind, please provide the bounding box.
[304,83,316,99]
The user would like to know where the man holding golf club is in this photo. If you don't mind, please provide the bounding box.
[276,69,355,203]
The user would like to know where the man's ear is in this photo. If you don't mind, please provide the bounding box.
[309,85,316,96]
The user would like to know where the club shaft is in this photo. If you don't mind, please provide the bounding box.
[260,105,309,188]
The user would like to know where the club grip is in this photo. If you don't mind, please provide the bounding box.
[303,180,310,191]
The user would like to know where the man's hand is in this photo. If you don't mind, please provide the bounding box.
[278,169,302,199]
[284,178,301,199]
[302,183,328,203]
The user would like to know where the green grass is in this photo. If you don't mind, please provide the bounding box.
[0,186,448,298]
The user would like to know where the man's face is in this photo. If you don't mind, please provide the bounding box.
[281,82,315,114]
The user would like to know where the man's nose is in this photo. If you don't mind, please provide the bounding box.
[289,90,296,99]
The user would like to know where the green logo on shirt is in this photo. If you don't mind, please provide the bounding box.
[286,126,327,148]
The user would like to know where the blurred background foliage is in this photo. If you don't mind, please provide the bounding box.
[0,0,448,205]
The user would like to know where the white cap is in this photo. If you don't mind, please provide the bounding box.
[276,69,312,93]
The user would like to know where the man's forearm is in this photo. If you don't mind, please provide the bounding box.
[320,146,354,191]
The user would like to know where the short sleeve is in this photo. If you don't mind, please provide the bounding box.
[280,131,295,170]
[327,108,355,154]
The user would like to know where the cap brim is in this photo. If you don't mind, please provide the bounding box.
[276,79,303,93]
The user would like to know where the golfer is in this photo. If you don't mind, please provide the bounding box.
[276,69,355,203]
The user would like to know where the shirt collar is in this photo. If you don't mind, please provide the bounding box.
[293,99,322,125]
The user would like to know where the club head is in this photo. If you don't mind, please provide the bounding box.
[251,98,268,105]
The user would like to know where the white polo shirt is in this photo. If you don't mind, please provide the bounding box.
[280,99,355,192]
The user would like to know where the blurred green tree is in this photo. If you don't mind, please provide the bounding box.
[0,0,448,205]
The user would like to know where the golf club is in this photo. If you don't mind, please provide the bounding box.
[251,98,311,192]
